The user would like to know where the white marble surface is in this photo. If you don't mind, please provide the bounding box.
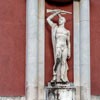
[26,0,38,99]
[80,0,91,100]
[59,89,73,100]
[47,87,75,100]
[0,95,99,100]
[92,96,100,100]
[74,1,80,100]
[0,97,25,100]
[80,0,89,21]
[38,0,45,100]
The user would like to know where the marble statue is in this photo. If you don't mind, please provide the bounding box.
[47,9,71,84]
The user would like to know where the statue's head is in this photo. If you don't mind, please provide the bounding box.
[58,14,66,25]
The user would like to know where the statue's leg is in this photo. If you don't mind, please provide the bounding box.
[51,47,61,82]
[54,58,61,72]
[60,47,69,82]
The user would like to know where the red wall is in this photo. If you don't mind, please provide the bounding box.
[0,0,26,96]
[90,0,100,95]
[45,2,73,85]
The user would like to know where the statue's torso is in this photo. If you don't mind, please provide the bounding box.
[55,27,69,48]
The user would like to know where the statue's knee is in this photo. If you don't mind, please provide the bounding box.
[56,58,61,63]
[54,58,61,72]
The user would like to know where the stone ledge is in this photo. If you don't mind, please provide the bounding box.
[0,97,25,100]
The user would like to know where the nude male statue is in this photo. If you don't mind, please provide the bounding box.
[47,9,71,83]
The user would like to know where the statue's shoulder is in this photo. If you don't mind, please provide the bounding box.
[65,29,70,32]
[64,29,70,35]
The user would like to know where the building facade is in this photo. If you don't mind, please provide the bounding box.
[0,0,100,100]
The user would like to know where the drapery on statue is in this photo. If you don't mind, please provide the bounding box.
[47,9,71,84]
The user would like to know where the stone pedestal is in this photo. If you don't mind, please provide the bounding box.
[46,83,76,100]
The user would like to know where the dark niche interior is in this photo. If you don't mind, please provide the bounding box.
[45,0,73,5]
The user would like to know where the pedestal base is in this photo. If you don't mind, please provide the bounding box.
[46,83,76,100]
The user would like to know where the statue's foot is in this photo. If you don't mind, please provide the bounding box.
[51,80,56,86]
[60,78,69,84]
[51,79,56,83]
[51,75,57,82]
[50,76,57,86]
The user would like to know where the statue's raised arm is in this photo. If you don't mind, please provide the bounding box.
[46,9,72,27]
[46,9,60,27]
